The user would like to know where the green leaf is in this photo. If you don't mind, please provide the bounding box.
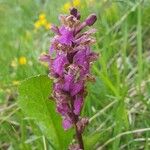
[18,75,73,150]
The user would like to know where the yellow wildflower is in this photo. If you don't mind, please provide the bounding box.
[45,22,51,30]
[40,18,47,26]
[73,0,80,7]
[34,13,51,30]
[61,0,81,13]
[61,2,71,13]
[19,57,27,65]
[39,13,46,20]
[34,20,42,29]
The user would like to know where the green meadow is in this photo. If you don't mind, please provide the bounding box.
[0,0,150,149]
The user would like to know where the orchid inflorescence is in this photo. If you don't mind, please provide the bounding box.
[40,8,98,149]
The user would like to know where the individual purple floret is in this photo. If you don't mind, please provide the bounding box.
[40,8,98,149]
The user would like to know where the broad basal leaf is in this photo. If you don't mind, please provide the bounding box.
[18,75,73,149]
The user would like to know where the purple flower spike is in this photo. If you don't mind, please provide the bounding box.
[40,8,99,149]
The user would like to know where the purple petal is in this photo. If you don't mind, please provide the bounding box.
[80,62,90,76]
[84,28,97,35]
[58,27,74,45]
[71,82,84,96]
[62,117,72,130]
[63,74,74,92]
[73,49,86,65]
[74,35,87,45]
[73,96,83,115]
[39,54,50,62]
[49,45,54,54]
[49,37,57,54]
[54,82,63,92]
[73,47,92,76]
[52,54,68,76]
[85,14,97,26]
[57,103,69,116]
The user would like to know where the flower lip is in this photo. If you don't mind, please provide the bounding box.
[63,117,72,130]
[58,26,74,45]
[51,53,69,77]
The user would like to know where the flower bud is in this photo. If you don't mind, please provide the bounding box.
[70,8,77,17]
[85,14,97,26]
[70,7,81,20]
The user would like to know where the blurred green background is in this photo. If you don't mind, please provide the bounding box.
[0,0,150,149]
